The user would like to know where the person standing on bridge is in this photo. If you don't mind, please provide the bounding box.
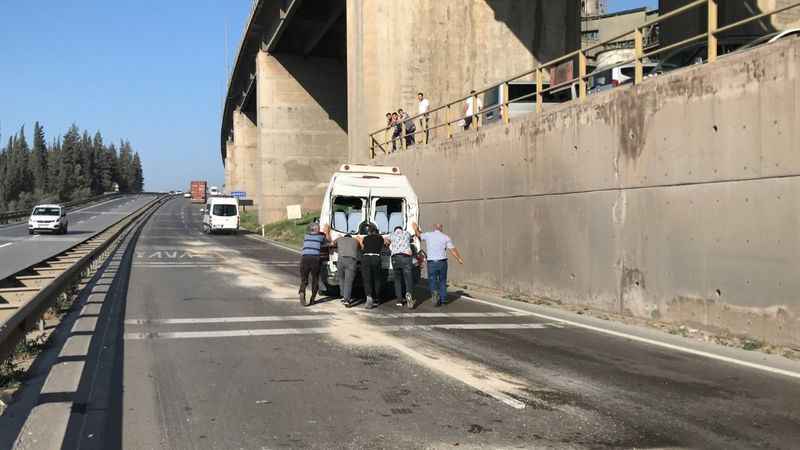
[418,92,430,144]
[412,222,464,307]
[463,90,482,130]
[399,109,416,147]
[299,223,328,307]
[391,112,402,152]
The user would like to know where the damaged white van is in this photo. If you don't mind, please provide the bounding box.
[318,164,420,294]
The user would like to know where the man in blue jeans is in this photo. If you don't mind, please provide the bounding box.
[412,223,464,306]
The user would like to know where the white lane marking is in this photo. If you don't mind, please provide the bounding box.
[354,311,532,319]
[123,323,561,340]
[462,295,800,381]
[125,315,334,325]
[124,312,537,324]
[132,264,219,268]
[0,243,12,249]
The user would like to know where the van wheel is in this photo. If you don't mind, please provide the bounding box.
[28,230,34,235]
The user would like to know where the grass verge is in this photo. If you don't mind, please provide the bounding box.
[259,211,320,249]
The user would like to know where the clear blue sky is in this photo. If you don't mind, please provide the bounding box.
[0,1,251,192]
[0,1,657,192]
[611,0,658,12]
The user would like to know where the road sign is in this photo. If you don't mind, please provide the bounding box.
[231,191,246,199]
[287,204,302,220]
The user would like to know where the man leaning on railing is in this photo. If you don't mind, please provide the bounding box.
[418,92,430,144]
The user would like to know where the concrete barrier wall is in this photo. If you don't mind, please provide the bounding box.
[377,38,800,345]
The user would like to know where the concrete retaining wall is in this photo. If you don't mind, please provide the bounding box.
[346,0,580,161]
[377,37,800,345]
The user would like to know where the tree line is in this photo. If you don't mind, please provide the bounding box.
[0,122,144,213]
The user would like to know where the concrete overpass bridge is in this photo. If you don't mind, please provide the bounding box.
[221,0,580,223]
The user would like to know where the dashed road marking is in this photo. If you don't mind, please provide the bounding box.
[125,315,334,325]
[0,243,12,249]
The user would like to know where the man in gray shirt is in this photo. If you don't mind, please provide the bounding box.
[334,233,361,306]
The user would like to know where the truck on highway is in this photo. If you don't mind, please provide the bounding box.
[318,164,421,295]
[190,181,207,204]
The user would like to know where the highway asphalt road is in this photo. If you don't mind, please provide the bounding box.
[0,195,154,281]
[13,197,800,449]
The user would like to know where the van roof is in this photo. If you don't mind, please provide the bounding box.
[338,164,401,175]
[33,204,62,209]
[207,196,238,204]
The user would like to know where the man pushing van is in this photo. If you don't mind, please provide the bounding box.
[299,223,329,306]
[413,223,464,307]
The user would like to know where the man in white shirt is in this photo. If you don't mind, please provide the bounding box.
[464,90,483,130]
[417,92,430,144]
[412,222,464,307]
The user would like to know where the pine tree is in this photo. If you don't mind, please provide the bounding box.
[58,125,82,201]
[131,152,144,193]
[29,122,48,194]
[117,140,132,192]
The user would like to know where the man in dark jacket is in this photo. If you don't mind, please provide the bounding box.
[299,223,328,306]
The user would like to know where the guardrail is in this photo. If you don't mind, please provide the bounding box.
[0,193,123,225]
[0,194,170,363]
[368,0,800,158]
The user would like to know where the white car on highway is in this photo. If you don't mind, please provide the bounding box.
[28,204,69,235]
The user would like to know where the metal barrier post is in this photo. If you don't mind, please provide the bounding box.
[370,137,376,159]
[536,68,543,113]
[634,27,644,84]
[708,0,718,63]
[501,82,510,125]
[446,105,453,138]
[401,122,407,150]
[578,51,587,100]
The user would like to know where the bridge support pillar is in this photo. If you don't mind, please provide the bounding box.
[225,108,259,202]
[256,51,348,224]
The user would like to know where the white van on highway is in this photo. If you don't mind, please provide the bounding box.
[202,196,239,234]
[28,204,69,235]
[319,164,421,294]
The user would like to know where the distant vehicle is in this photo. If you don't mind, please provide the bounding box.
[183,192,192,199]
[319,164,421,295]
[737,28,800,51]
[28,204,68,235]
[654,37,752,75]
[209,186,220,196]
[175,190,183,195]
[202,196,239,234]
[483,80,575,123]
[587,62,659,93]
[190,180,207,204]
[169,190,175,195]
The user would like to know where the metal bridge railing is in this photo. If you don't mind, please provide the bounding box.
[368,0,800,159]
